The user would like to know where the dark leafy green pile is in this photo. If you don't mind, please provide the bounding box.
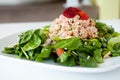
[2,21,120,67]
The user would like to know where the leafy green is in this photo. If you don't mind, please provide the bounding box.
[21,47,29,59]
[34,29,47,43]
[61,56,76,66]
[3,29,50,61]
[111,42,120,57]
[23,34,41,51]
[88,39,102,48]
[19,30,33,44]
[95,21,114,37]
[59,51,70,63]
[35,47,52,62]
[79,57,97,67]
[42,26,50,34]
[107,36,120,50]
[94,49,103,63]
[52,37,82,50]
[2,47,15,54]
[112,32,120,37]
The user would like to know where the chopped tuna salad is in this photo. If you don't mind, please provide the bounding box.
[49,15,98,39]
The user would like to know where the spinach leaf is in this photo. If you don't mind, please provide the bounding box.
[59,51,70,63]
[94,49,103,63]
[107,36,120,50]
[35,47,52,62]
[79,57,97,67]
[19,30,33,44]
[61,56,76,66]
[34,29,47,43]
[39,47,52,58]
[2,47,15,54]
[52,37,82,50]
[23,34,41,51]
[42,26,50,34]
[27,50,34,60]
[95,21,114,37]
[112,32,120,37]
[111,43,120,57]
[35,54,43,62]
[88,39,102,48]
[21,47,29,59]
[78,52,97,67]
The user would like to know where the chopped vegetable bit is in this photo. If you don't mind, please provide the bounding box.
[55,48,64,57]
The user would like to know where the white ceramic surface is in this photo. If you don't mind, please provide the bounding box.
[0,20,120,80]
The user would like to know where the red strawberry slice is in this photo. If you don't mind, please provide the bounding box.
[63,7,89,20]
[78,11,89,20]
[63,7,80,18]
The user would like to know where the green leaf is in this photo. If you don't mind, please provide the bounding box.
[76,46,92,55]
[107,36,120,50]
[111,43,120,57]
[88,39,102,48]
[2,47,15,54]
[61,56,76,66]
[35,47,52,62]
[21,47,29,59]
[34,29,47,43]
[27,50,34,60]
[59,51,70,63]
[78,52,89,59]
[52,37,82,50]
[35,54,43,62]
[112,32,120,37]
[39,47,52,58]
[39,30,47,43]
[95,21,114,37]
[34,29,41,36]
[19,30,33,44]
[23,34,41,51]
[79,57,97,67]
[111,51,120,57]
[53,37,61,41]
[94,49,103,63]
[42,26,50,34]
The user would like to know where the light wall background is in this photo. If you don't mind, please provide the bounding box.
[96,0,120,19]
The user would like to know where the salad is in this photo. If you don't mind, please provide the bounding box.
[2,7,120,67]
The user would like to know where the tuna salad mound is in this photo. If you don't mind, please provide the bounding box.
[3,7,120,67]
[49,7,98,39]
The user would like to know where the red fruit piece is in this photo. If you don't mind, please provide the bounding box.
[63,7,89,20]
[78,11,89,20]
[63,7,81,18]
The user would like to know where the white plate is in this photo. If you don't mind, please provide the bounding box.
[0,28,120,73]
[0,21,120,80]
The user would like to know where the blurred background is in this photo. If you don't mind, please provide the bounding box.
[0,0,119,23]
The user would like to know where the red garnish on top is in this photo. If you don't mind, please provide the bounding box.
[63,7,78,18]
[63,7,89,20]
[78,11,89,20]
